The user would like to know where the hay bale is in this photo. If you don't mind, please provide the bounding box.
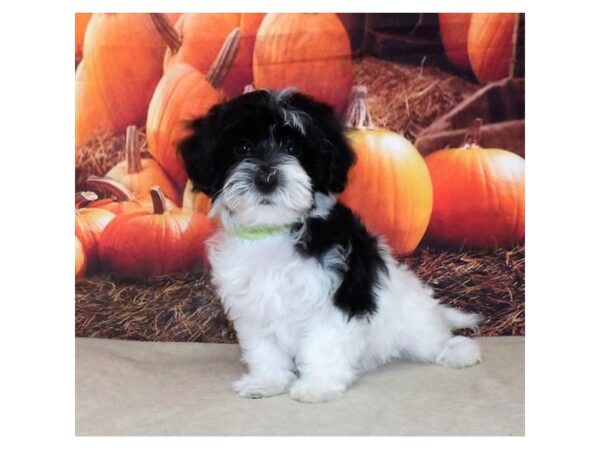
[75,270,236,343]
[352,57,479,142]
[404,244,525,336]
[75,244,524,342]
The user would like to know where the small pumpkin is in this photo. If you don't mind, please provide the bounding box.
[467,13,518,83]
[75,191,116,271]
[99,187,216,278]
[253,13,353,113]
[105,125,181,205]
[86,175,176,214]
[75,13,179,148]
[75,13,92,65]
[339,86,433,256]
[147,28,239,191]
[438,13,472,72]
[75,236,87,280]
[153,13,265,97]
[424,119,525,248]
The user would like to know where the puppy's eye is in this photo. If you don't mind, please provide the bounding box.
[234,143,252,156]
[284,141,300,156]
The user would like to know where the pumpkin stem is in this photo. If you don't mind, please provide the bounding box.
[125,125,142,174]
[150,187,168,215]
[243,84,256,94]
[463,118,483,148]
[343,85,375,130]
[206,27,241,88]
[150,13,182,54]
[75,191,98,209]
[86,176,136,202]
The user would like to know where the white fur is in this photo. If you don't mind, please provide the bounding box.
[211,156,313,229]
[208,194,482,403]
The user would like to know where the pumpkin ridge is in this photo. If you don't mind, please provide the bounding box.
[149,65,190,178]
[173,213,193,269]
[103,16,140,129]
[84,54,118,136]
[482,18,507,80]
[384,148,400,249]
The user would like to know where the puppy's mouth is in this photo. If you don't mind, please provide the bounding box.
[258,198,274,205]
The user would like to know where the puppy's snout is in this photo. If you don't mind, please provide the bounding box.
[255,165,279,193]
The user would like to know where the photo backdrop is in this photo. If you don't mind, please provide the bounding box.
[75,13,525,342]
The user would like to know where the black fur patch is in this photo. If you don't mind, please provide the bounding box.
[294,203,388,319]
[178,89,356,199]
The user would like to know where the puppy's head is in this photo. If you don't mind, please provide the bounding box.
[179,89,355,227]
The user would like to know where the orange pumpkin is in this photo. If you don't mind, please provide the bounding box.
[75,13,92,64]
[424,119,525,248]
[147,28,239,191]
[253,13,353,113]
[154,13,265,97]
[99,188,216,278]
[75,191,116,271]
[339,86,433,256]
[75,13,179,148]
[468,13,518,83]
[86,175,176,214]
[438,13,472,71]
[105,126,181,205]
[75,236,87,280]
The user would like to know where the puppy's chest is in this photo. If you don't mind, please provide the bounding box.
[210,232,339,323]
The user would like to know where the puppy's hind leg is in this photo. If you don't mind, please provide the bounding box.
[404,306,483,369]
[435,306,483,368]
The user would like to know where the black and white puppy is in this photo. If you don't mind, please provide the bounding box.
[179,89,482,403]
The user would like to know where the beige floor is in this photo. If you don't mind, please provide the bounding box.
[76,336,524,436]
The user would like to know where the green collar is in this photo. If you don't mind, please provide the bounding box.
[234,225,292,240]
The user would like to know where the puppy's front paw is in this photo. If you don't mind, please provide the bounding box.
[289,379,346,403]
[232,372,296,399]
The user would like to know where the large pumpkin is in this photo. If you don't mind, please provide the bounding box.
[105,125,181,205]
[75,191,116,271]
[253,13,353,113]
[467,13,518,83]
[153,13,265,97]
[147,28,239,191]
[438,13,472,71]
[75,13,179,148]
[339,86,433,256]
[424,119,525,248]
[75,13,92,64]
[99,188,216,278]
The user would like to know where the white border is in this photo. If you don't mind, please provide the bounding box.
[4,0,600,448]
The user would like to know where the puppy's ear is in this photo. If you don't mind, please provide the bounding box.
[287,93,356,194]
[178,107,222,197]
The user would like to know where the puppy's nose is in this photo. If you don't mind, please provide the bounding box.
[255,166,278,193]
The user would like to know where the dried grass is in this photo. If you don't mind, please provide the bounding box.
[75,244,524,342]
[353,57,479,142]
[405,244,525,337]
[76,270,236,343]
